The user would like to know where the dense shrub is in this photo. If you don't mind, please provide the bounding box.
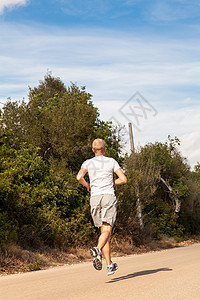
[0,210,15,245]
[0,75,200,251]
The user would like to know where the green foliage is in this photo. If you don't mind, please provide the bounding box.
[0,210,14,245]
[0,143,80,248]
[66,196,97,246]
[0,74,200,252]
[116,138,195,240]
[28,73,67,103]
[0,74,121,175]
[0,72,121,249]
[194,162,200,174]
[26,258,46,271]
[194,162,200,189]
[0,74,123,250]
[0,141,96,248]
[179,211,200,235]
[146,202,185,238]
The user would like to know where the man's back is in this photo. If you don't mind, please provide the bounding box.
[81,156,120,196]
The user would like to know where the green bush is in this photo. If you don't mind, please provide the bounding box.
[0,74,200,251]
[0,210,15,245]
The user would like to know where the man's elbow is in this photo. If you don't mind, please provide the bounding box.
[76,174,82,182]
[119,176,127,184]
[123,176,127,184]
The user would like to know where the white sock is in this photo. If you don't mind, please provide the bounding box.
[107,263,113,268]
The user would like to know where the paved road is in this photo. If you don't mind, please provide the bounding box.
[1,243,200,300]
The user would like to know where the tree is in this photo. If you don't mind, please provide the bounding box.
[0,74,122,173]
[116,137,191,239]
[179,162,200,234]
[0,74,123,249]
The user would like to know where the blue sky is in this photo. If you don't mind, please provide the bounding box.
[0,0,200,167]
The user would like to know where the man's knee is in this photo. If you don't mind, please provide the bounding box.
[101,222,112,233]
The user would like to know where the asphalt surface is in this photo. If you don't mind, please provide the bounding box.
[1,243,200,300]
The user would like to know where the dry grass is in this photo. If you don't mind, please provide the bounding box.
[0,244,38,274]
[0,237,199,276]
[0,244,92,276]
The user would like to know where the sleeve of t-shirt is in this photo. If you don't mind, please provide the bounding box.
[81,160,88,171]
[113,159,120,172]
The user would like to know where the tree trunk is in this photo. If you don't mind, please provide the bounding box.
[135,185,144,229]
[159,176,181,213]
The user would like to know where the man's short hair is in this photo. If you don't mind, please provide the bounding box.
[92,138,106,153]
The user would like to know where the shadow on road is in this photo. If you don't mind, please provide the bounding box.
[106,268,173,283]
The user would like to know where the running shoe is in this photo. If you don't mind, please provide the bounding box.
[107,262,118,275]
[90,247,102,271]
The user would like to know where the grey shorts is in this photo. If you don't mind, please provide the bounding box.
[90,194,117,228]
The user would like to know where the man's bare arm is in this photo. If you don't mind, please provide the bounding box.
[76,168,90,192]
[114,168,127,185]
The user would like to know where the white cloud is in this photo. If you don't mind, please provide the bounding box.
[0,0,27,14]
[94,99,200,168]
[181,132,200,168]
[1,23,200,103]
[0,22,199,167]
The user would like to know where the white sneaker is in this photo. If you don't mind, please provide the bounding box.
[107,262,118,275]
[90,247,102,271]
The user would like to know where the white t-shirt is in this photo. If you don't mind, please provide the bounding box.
[81,156,120,196]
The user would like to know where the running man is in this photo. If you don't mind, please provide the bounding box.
[77,138,127,275]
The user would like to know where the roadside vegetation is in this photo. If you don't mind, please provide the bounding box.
[0,74,200,274]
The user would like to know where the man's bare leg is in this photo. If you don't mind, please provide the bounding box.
[101,239,112,266]
[97,222,112,266]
